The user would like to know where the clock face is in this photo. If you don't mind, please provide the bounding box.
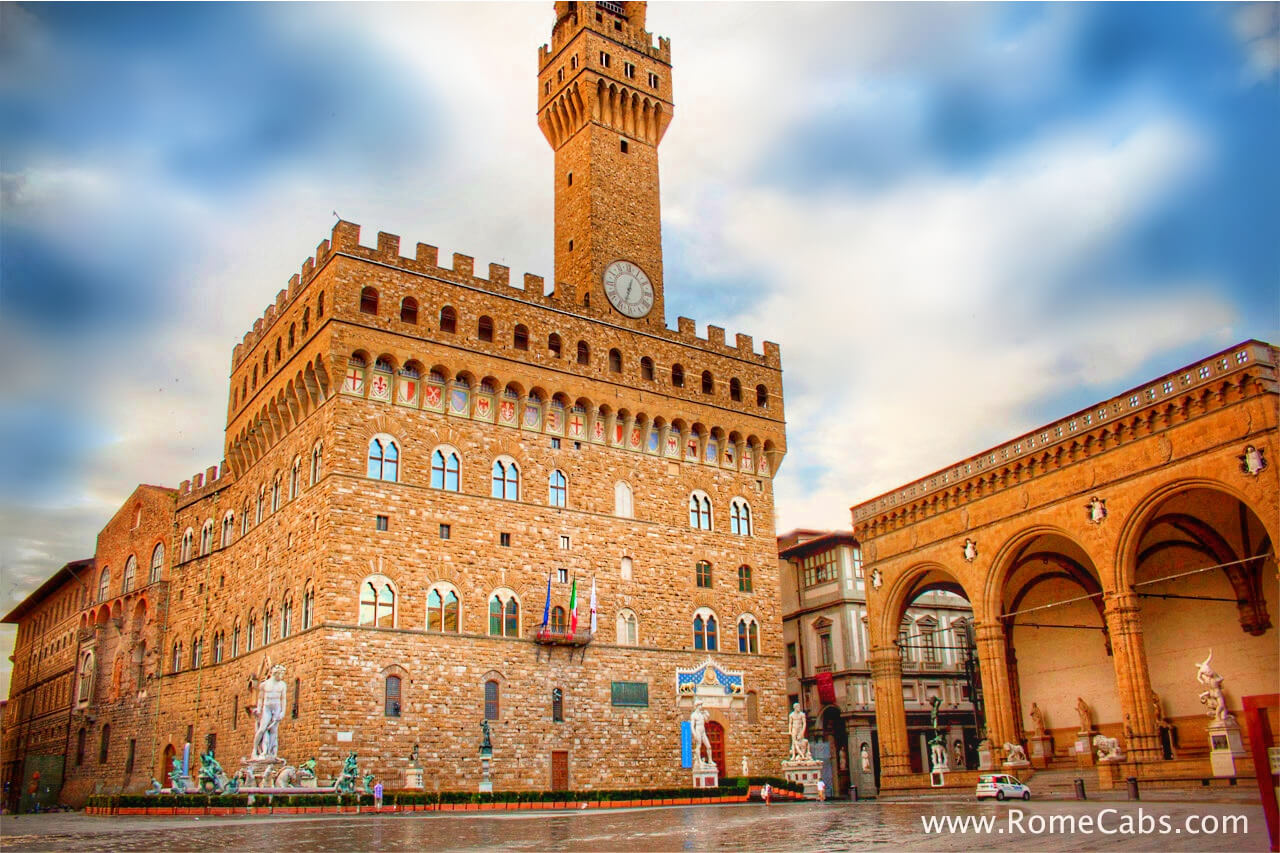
[603,261,654,318]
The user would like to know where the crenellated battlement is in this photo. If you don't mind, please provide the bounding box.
[540,1,670,68]
[177,462,233,509]
[231,220,781,372]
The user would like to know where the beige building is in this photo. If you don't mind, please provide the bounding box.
[779,530,977,797]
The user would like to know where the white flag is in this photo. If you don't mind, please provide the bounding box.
[590,578,598,634]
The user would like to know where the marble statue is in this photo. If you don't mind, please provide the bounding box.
[334,751,360,794]
[1002,742,1028,764]
[1195,651,1233,723]
[1093,734,1123,762]
[409,743,421,765]
[953,741,965,769]
[146,778,162,795]
[690,701,714,768]
[1075,697,1093,733]
[787,702,812,761]
[1152,691,1173,731]
[1029,702,1046,738]
[929,695,941,731]
[251,664,288,759]
[860,744,872,773]
[929,733,948,772]
[741,755,748,777]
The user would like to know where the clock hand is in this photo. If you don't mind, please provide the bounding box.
[626,281,634,300]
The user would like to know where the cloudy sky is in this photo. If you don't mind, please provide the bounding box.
[1,2,1276,693]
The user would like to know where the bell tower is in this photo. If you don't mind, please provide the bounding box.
[538,1,673,328]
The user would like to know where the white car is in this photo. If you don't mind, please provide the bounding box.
[975,774,1031,801]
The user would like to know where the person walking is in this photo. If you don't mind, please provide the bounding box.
[373,781,384,811]
[816,778,826,802]
[761,782,771,805]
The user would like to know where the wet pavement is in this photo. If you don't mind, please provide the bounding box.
[0,800,1268,851]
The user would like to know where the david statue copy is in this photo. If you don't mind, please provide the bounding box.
[251,664,288,759]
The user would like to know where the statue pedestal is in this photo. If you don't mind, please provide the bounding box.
[479,756,493,793]
[1002,758,1031,772]
[977,740,995,771]
[1208,718,1246,777]
[1029,735,1054,768]
[782,759,823,797]
[1074,732,1098,768]
[240,756,286,788]
[692,763,719,789]
[404,765,424,790]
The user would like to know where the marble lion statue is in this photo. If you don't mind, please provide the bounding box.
[1092,734,1122,761]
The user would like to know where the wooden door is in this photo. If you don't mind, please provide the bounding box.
[706,721,726,780]
[551,750,569,790]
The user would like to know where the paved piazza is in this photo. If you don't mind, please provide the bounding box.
[0,800,1267,852]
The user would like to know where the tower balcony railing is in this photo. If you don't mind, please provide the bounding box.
[534,628,594,647]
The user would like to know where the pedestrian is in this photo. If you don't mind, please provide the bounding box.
[373,781,383,811]
[761,782,771,805]
[816,778,826,802]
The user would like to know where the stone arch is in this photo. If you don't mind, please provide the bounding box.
[876,561,982,648]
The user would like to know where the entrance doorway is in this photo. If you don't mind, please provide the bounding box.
[706,721,726,780]
[160,743,175,783]
[551,751,569,790]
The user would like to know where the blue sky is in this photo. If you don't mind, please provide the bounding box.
[1,2,1276,692]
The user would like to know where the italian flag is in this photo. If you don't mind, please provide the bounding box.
[568,577,578,635]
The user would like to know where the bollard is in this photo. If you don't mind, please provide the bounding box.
[850,785,858,802]
[1073,778,1087,800]
[1126,777,1139,800]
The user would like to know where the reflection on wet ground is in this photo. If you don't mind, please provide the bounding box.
[0,800,1266,851]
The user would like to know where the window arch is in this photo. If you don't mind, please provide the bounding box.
[484,679,500,720]
[200,519,214,555]
[221,512,234,547]
[477,315,495,342]
[180,528,194,563]
[756,384,768,407]
[738,564,754,593]
[729,377,742,402]
[191,634,203,668]
[696,560,712,588]
[640,356,655,381]
[256,486,265,524]
[552,687,565,722]
[548,333,562,358]
[99,724,111,764]
[241,499,251,535]
[730,498,753,536]
[513,324,529,350]
[426,583,461,632]
[302,584,315,630]
[400,297,418,324]
[262,602,273,645]
[213,631,224,664]
[692,608,718,651]
[614,481,633,518]
[620,555,634,581]
[491,457,519,501]
[671,363,685,387]
[385,674,402,717]
[608,348,622,373]
[302,307,310,334]
[172,641,183,672]
[122,555,137,594]
[271,475,281,512]
[550,605,567,634]
[430,446,461,491]
[359,577,397,628]
[367,435,400,482]
[310,441,323,486]
[439,305,457,333]
[360,286,379,314]
[288,323,295,349]
[247,611,257,651]
[317,291,325,318]
[232,620,241,657]
[97,567,111,602]
[149,543,164,585]
[737,614,760,654]
[290,456,301,499]
[576,340,589,365]
[488,590,520,638]
[616,608,638,646]
[689,491,712,531]
[549,469,567,507]
[281,596,293,639]
[77,650,96,705]
[701,370,714,394]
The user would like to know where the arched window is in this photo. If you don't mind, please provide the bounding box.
[701,370,714,394]
[730,378,742,401]
[400,297,418,324]
[281,596,292,639]
[756,384,768,407]
[737,615,760,654]
[247,612,257,652]
[385,675,402,717]
[77,650,96,705]
[172,641,183,672]
[730,498,752,536]
[513,324,529,350]
[738,564,753,593]
[608,348,622,373]
[576,341,589,365]
[620,555,634,580]
[213,632,224,663]
[221,512,234,547]
[671,364,684,387]
[359,578,397,628]
[262,602,273,645]
[232,621,241,658]
[550,605,567,634]
[271,475,281,512]
[552,687,564,722]
[640,356,655,381]
[150,543,164,584]
[97,567,111,602]
[275,338,282,364]
[898,617,914,663]
[367,436,399,482]
[192,634,203,668]
[427,585,460,632]
[290,456,301,499]
[256,486,265,524]
[689,491,712,531]
[616,609,638,646]
[477,315,494,342]
[693,609,718,651]
[317,291,325,318]
[439,305,457,333]
[288,323,295,349]
[98,724,111,764]
[180,528,194,562]
[548,333,562,358]
[614,481,633,518]
[302,307,310,334]
[200,519,214,555]
[488,591,520,638]
[302,585,314,630]
[360,286,379,314]
[696,560,712,588]
[491,458,519,501]
[310,441,323,486]
[484,679,500,720]
[431,447,461,491]
[242,500,251,535]
[549,469,567,507]
[122,556,137,594]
